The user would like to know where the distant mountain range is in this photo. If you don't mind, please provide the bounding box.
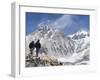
[25,25,90,65]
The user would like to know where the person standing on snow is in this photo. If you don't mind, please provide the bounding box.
[29,41,35,58]
[35,40,41,57]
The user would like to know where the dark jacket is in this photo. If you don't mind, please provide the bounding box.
[29,41,35,49]
[35,40,41,50]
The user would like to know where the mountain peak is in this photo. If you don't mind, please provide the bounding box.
[68,29,89,40]
[76,29,88,35]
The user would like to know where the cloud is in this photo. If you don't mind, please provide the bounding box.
[37,15,74,30]
[53,15,73,29]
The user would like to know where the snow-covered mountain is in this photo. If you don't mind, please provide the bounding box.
[65,29,90,64]
[26,26,90,65]
[69,29,89,40]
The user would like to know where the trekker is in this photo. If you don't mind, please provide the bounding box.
[29,41,35,57]
[35,40,41,57]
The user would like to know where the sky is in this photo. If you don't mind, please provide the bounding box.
[26,12,89,35]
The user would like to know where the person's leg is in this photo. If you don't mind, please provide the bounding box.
[30,48,34,59]
[36,49,38,57]
[29,49,32,59]
[30,49,32,55]
[31,48,34,58]
[32,48,34,56]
